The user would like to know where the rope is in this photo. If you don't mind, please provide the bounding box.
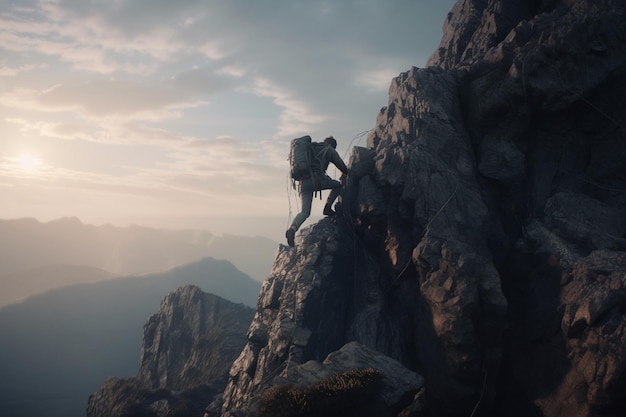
[469,367,488,417]
[574,92,626,133]
[343,129,372,160]
[286,172,301,229]
[552,64,626,133]
[515,43,626,135]
[557,167,625,194]
[386,178,459,290]
[425,178,459,230]
[335,128,461,292]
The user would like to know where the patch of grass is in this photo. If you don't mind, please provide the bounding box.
[256,368,383,417]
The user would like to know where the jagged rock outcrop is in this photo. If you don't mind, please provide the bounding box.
[219,220,428,416]
[221,1,626,416]
[88,286,254,417]
[220,220,359,415]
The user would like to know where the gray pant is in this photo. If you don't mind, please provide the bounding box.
[291,174,341,231]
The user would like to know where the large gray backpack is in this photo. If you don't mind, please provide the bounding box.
[289,135,313,180]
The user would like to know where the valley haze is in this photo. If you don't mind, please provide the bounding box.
[0,217,277,307]
[0,258,261,417]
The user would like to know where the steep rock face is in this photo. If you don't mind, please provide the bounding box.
[88,286,254,417]
[353,65,510,414]
[221,1,626,417]
[137,285,252,391]
[220,220,357,414]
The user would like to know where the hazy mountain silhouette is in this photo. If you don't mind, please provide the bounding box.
[0,257,261,417]
[0,264,117,307]
[204,234,277,282]
[0,217,211,275]
[0,217,276,307]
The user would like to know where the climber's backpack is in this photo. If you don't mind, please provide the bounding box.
[289,135,313,180]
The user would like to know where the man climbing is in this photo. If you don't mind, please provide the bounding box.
[286,136,348,247]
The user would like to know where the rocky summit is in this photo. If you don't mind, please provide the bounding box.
[220,1,626,417]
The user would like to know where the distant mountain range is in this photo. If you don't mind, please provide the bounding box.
[0,217,277,307]
[0,264,117,307]
[0,257,261,417]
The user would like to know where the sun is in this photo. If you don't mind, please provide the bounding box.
[16,153,43,172]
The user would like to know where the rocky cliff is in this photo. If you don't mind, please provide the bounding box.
[220,1,626,417]
[88,286,254,417]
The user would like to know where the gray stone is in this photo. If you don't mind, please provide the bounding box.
[87,286,254,417]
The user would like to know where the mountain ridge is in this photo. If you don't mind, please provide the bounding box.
[0,256,261,417]
[0,217,277,307]
[0,264,118,307]
[0,216,276,277]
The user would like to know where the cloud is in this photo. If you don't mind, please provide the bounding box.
[0,79,207,121]
[0,63,37,77]
[0,0,458,226]
[4,118,96,142]
[0,130,285,214]
[0,13,144,74]
[0,1,226,75]
[354,69,398,92]
[168,136,277,180]
[247,78,327,139]
[0,0,451,133]
[41,80,201,118]
[170,66,237,95]
[217,66,246,78]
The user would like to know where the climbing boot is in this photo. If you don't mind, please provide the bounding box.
[323,205,336,216]
[285,228,296,247]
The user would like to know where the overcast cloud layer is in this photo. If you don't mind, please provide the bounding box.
[0,0,456,239]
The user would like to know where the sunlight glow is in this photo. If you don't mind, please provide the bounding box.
[16,153,43,172]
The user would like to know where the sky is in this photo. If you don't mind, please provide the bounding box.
[0,0,456,240]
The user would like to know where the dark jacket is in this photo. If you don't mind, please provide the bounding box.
[311,143,348,176]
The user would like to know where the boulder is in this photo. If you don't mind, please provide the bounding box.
[275,342,424,417]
